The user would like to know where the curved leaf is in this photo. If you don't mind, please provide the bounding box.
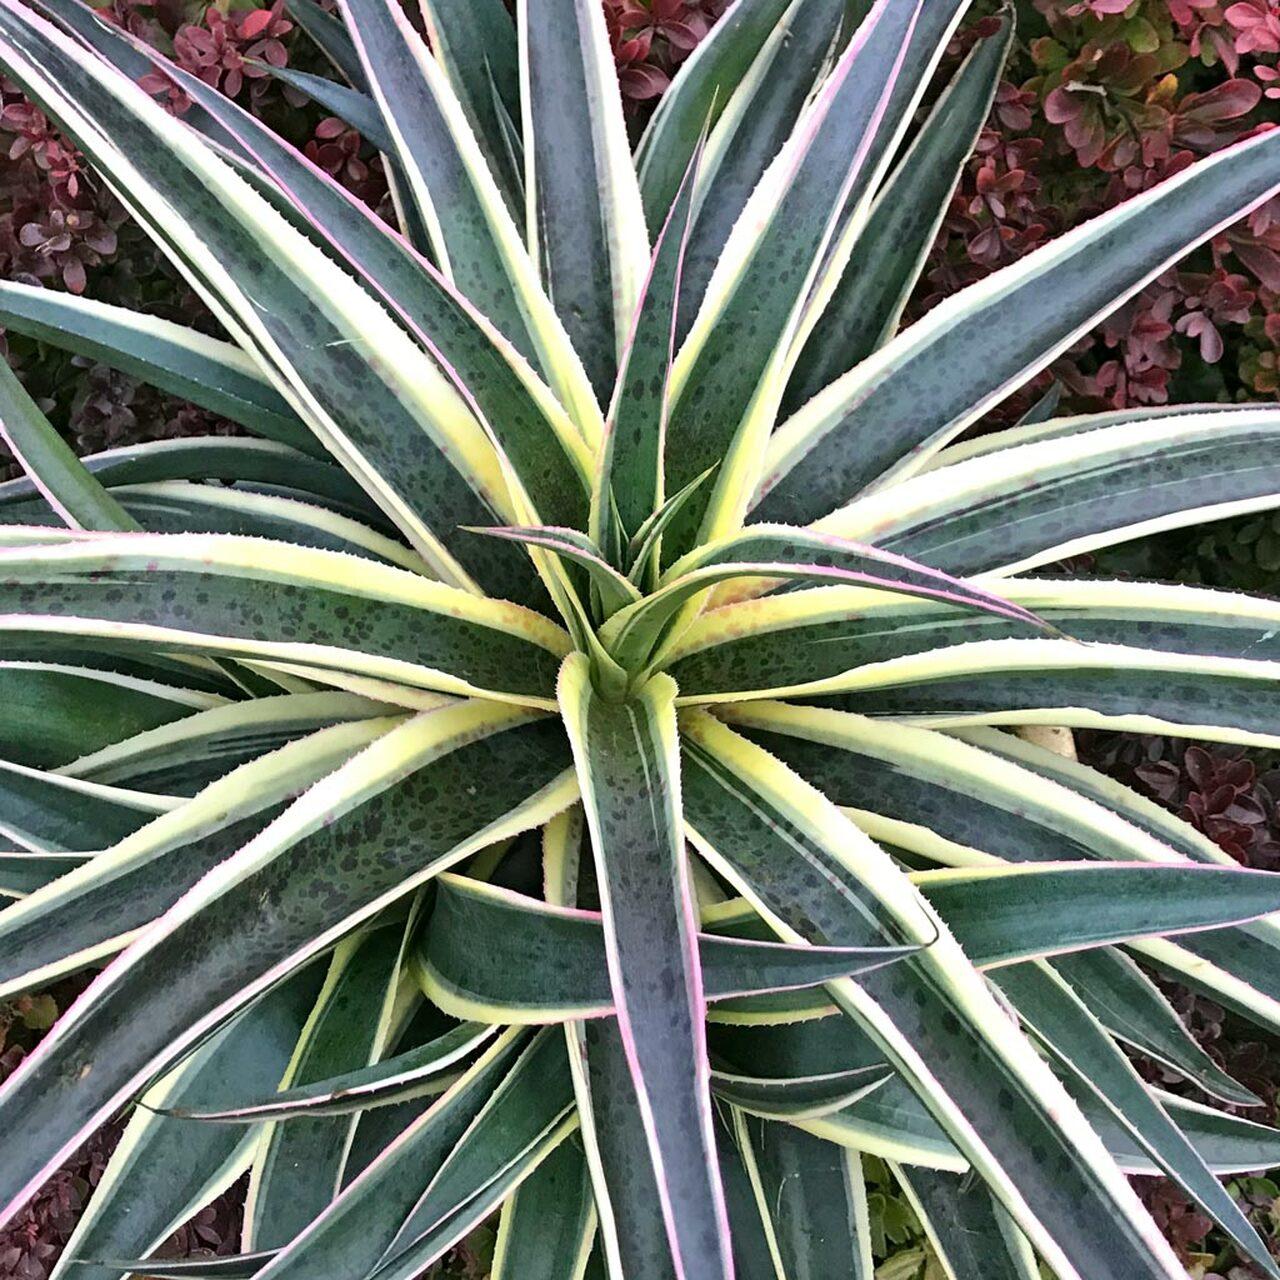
[595,140,702,553]
[489,1137,596,1280]
[336,0,600,435]
[661,0,922,563]
[419,0,522,211]
[0,660,220,769]
[0,360,138,532]
[822,409,1280,576]
[783,12,1012,412]
[168,1023,496,1123]
[417,873,914,1021]
[680,709,1188,1280]
[245,922,406,1249]
[758,126,1280,523]
[0,704,575,1230]
[0,0,520,590]
[48,967,322,1280]
[605,526,1042,671]
[0,533,570,706]
[737,1114,875,1278]
[635,0,791,224]
[0,718,393,999]
[995,961,1279,1278]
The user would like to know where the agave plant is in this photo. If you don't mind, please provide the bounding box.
[5,0,1280,1276]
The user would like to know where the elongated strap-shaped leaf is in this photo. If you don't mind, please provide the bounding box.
[737,1113,874,1279]
[559,653,733,1280]
[757,127,1280,524]
[713,1109,777,1280]
[0,758,172,852]
[48,967,322,1280]
[711,701,1193,867]
[784,13,1011,412]
[915,862,1280,967]
[171,1022,496,1122]
[603,527,1041,672]
[946,722,1229,866]
[419,0,522,213]
[116,48,591,574]
[627,466,717,587]
[674,0,847,333]
[578,1018,677,1279]
[256,1029,571,1280]
[417,873,914,1021]
[712,1017,1280,1176]
[679,710,1188,1280]
[246,923,405,1249]
[47,0,595,594]
[711,855,1280,972]
[381,1029,573,1259]
[0,703,575,1229]
[717,703,1280,1034]
[429,859,1280,1029]
[2,480,395,560]
[668,577,1280,707]
[0,283,306,457]
[520,0,649,400]
[285,0,366,87]
[870,731,1280,1067]
[797,0,975,335]
[0,534,569,706]
[106,1031,531,1280]
[667,595,1280,745]
[368,1125,581,1280]
[712,1062,890,1121]
[1052,948,1259,1106]
[490,1137,596,1280]
[0,360,138,532]
[468,525,640,617]
[62,690,393,791]
[928,401,1246,469]
[661,0,920,562]
[1149,922,1280,1032]
[0,851,86,898]
[0,438,377,524]
[0,1,532,593]
[0,718,394,998]
[995,962,1280,1278]
[595,142,701,551]
[256,62,392,152]
[635,0,791,224]
[0,660,220,769]
[810,1067,1280,1177]
[238,663,462,714]
[336,0,600,438]
[822,409,1280,576]
[893,1165,1039,1280]
[804,637,1280,749]
[90,1259,268,1279]
[541,809,681,1280]
[3,482,423,572]
[661,526,1042,620]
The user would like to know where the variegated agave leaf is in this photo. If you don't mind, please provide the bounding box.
[1,0,1280,1277]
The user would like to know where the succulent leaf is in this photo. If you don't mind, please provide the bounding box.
[1,0,1279,1272]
